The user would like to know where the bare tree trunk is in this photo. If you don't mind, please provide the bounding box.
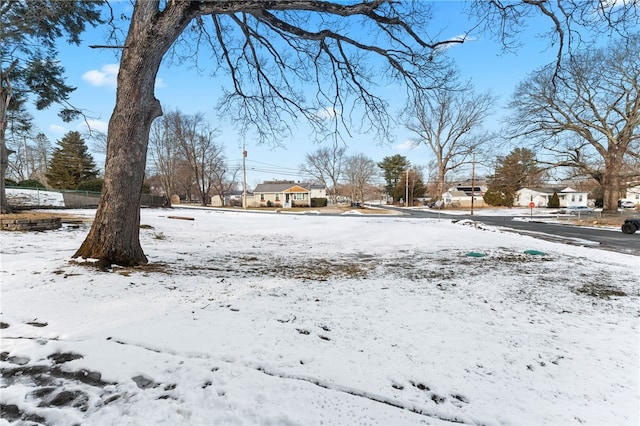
[0,139,11,214]
[73,60,160,265]
[0,73,12,214]
[602,155,622,214]
[436,161,446,202]
[74,3,193,266]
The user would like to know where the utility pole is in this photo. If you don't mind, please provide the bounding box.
[405,168,409,207]
[470,153,475,216]
[242,146,247,209]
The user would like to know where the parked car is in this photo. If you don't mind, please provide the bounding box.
[620,200,636,209]
[565,206,594,215]
[621,218,640,234]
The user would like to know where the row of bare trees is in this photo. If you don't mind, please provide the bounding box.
[147,110,238,207]
[299,145,381,206]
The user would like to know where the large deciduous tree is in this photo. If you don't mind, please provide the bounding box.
[0,0,103,213]
[74,1,459,266]
[299,143,347,205]
[148,110,181,207]
[344,153,377,207]
[507,35,640,212]
[74,0,639,266]
[171,111,224,207]
[402,78,495,203]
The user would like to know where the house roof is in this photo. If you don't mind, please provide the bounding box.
[518,186,581,194]
[255,180,324,193]
[283,185,309,193]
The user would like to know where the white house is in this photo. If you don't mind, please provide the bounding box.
[515,187,589,208]
[622,185,640,206]
[252,180,327,208]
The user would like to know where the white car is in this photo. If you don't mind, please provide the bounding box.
[620,200,635,209]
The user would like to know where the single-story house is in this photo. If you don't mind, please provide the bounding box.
[442,185,487,208]
[515,186,589,208]
[252,180,327,208]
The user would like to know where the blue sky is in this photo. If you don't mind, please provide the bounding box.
[31,1,561,188]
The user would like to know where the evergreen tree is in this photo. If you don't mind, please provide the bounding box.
[378,155,410,203]
[485,147,541,207]
[0,0,104,212]
[46,131,98,189]
[548,192,560,208]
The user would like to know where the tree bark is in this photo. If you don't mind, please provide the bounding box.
[0,63,14,214]
[74,3,194,266]
[601,146,623,214]
[0,139,10,214]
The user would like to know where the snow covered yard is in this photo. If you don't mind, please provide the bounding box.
[1,208,638,425]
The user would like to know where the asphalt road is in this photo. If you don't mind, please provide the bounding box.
[383,207,640,257]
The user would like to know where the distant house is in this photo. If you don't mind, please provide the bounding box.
[442,185,487,207]
[252,180,327,208]
[515,187,589,208]
[210,190,253,207]
[622,185,640,206]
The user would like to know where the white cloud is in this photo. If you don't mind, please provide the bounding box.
[48,124,67,135]
[82,64,119,88]
[82,64,167,89]
[82,119,109,134]
[395,139,420,151]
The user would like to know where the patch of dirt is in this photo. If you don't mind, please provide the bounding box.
[0,212,75,221]
[574,284,627,299]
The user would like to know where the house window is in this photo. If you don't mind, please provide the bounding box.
[293,193,305,201]
[275,194,280,201]
[260,194,265,201]
[571,195,575,202]
[579,195,583,202]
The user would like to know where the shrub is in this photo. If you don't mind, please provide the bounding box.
[266,200,273,207]
[484,189,512,206]
[5,178,18,186]
[77,178,104,192]
[310,197,328,207]
[17,179,45,189]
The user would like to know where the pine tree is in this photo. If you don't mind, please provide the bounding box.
[486,147,541,207]
[46,131,98,189]
[378,155,410,203]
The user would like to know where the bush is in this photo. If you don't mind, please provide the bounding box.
[310,197,328,207]
[483,189,512,207]
[77,178,103,192]
[5,178,18,186]
[17,179,45,189]
[266,200,273,207]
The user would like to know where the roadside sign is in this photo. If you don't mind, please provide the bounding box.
[529,202,535,208]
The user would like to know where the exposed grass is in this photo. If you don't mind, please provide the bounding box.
[574,284,627,299]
